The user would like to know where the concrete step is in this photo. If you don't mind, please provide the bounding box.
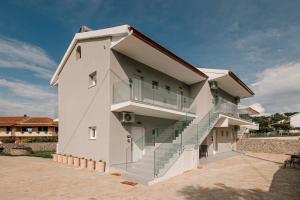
[126,166,154,177]
[123,171,154,185]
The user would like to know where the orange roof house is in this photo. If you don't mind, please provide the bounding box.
[0,116,58,143]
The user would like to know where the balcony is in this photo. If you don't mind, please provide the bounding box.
[111,79,196,120]
[216,97,238,117]
[215,97,257,127]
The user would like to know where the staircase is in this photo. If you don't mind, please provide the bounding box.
[123,108,220,184]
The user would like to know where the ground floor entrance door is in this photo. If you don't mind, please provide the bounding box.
[131,127,145,162]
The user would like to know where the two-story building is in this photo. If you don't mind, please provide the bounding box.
[50,25,256,184]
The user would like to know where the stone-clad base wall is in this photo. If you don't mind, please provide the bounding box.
[1,143,57,152]
[237,138,300,154]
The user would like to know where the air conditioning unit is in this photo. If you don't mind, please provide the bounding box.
[121,112,135,123]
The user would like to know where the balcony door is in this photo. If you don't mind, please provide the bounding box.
[177,90,184,110]
[132,75,142,101]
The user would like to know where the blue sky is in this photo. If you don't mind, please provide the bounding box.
[1,0,300,117]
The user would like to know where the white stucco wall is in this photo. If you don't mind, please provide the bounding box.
[290,113,300,128]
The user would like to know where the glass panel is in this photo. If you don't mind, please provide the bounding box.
[216,97,238,117]
[112,78,195,114]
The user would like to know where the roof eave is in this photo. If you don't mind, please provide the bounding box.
[50,25,131,86]
[228,71,255,96]
[128,26,208,80]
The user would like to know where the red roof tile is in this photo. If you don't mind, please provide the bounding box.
[0,117,57,127]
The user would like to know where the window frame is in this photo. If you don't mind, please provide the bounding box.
[89,126,97,140]
[76,46,82,60]
[152,81,158,90]
[88,71,97,88]
[22,127,33,133]
[6,127,11,134]
[38,127,48,133]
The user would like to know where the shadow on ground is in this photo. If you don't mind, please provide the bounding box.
[178,166,300,200]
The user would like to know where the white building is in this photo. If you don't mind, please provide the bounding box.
[290,113,300,129]
[51,25,256,184]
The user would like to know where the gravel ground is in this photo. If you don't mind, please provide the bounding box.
[0,152,299,200]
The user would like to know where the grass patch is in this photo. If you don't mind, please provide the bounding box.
[0,151,54,159]
[0,152,12,156]
[29,151,54,159]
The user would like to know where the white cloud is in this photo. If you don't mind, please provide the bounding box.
[249,63,300,113]
[0,78,57,117]
[0,36,56,79]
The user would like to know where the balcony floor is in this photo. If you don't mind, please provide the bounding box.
[111,101,196,120]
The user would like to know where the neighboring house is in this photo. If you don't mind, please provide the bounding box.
[237,105,260,138]
[269,118,290,130]
[50,25,255,184]
[0,116,58,143]
[289,113,300,129]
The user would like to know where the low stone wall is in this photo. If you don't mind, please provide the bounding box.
[237,138,300,154]
[1,142,57,153]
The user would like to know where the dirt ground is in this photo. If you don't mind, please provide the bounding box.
[0,152,299,200]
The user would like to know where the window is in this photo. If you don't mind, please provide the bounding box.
[165,85,171,93]
[89,126,96,140]
[152,81,158,89]
[6,127,11,134]
[152,128,158,137]
[221,131,224,137]
[38,127,48,133]
[226,131,229,137]
[89,71,97,87]
[76,46,81,60]
[22,127,32,133]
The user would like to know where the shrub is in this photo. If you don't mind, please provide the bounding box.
[24,137,57,143]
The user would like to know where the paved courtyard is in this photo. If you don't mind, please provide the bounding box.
[0,152,299,200]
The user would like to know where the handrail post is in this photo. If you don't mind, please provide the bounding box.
[181,130,183,153]
[154,149,156,177]
[197,124,199,147]
[209,112,211,128]
[126,147,128,171]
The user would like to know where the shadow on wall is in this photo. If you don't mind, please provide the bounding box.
[178,167,300,200]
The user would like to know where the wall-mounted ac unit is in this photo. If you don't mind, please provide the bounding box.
[121,112,135,123]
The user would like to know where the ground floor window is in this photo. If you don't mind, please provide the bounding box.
[6,127,11,134]
[22,127,33,133]
[38,127,48,133]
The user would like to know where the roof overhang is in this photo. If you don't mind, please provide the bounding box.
[238,105,260,115]
[50,25,208,86]
[215,113,254,127]
[111,101,196,120]
[111,27,207,85]
[199,68,254,99]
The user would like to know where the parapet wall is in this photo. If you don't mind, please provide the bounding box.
[237,138,300,154]
[1,142,57,152]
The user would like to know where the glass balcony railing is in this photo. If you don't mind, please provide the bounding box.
[215,97,238,117]
[112,78,195,113]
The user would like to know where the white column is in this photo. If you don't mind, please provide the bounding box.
[213,129,217,155]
